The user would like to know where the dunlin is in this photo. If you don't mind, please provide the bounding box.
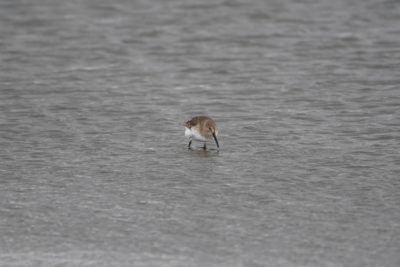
[184,116,219,150]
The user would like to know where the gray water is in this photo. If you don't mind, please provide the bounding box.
[1,0,399,266]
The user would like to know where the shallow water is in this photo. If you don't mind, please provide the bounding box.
[1,0,400,266]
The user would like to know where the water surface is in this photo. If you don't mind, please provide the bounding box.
[1,0,399,266]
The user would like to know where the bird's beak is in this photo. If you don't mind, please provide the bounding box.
[212,132,219,148]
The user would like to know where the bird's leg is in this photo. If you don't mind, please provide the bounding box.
[203,143,207,150]
[188,140,192,149]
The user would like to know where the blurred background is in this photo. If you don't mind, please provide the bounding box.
[0,0,399,266]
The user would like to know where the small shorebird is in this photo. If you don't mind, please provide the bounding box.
[184,116,219,150]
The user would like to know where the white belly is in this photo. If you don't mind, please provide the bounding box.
[185,127,207,142]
